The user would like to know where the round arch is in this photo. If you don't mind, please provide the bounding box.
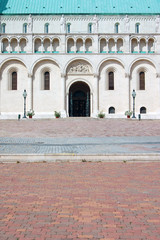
[0,57,28,72]
[68,80,91,117]
[63,57,94,75]
[97,58,125,75]
[67,78,93,94]
[30,57,62,75]
[129,57,158,75]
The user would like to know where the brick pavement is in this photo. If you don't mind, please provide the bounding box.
[0,162,160,240]
[0,118,160,138]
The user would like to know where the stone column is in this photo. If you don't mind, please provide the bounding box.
[50,40,53,52]
[83,39,85,53]
[17,40,20,53]
[73,40,76,53]
[146,40,149,53]
[27,74,33,110]
[106,40,109,53]
[115,40,117,53]
[138,40,140,53]
[41,40,44,53]
[8,40,11,53]
[61,74,66,117]
[66,93,69,117]
[93,74,99,117]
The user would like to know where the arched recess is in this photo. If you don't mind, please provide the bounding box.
[2,38,9,53]
[108,38,115,53]
[129,58,157,77]
[131,38,138,53]
[85,38,92,53]
[148,38,155,53]
[52,38,60,53]
[0,59,28,113]
[130,59,158,114]
[43,38,51,53]
[34,38,42,53]
[100,38,107,53]
[10,38,18,53]
[65,59,94,116]
[67,38,74,53]
[140,38,146,53]
[97,58,125,76]
[98,59,126,114]
[117,38,123,53]
[19,38,27,53]
[76,39,83,53]
[31,57,62,76]
[130,59,156,94]
[69,81,91,117]
[32,59,61,112]
[66,59,93,76]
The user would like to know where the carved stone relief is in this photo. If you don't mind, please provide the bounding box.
[67,61,92,74]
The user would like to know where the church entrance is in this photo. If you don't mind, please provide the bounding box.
[69,81,90,117]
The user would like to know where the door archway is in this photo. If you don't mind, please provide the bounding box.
[69,81,90,117]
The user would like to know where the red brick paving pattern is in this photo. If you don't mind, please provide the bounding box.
[0,119,160,138]
[0,162,160,240]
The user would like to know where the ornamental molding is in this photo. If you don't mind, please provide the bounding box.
[67,61,92,74]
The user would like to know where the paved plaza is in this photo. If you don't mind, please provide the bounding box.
[0,118,160,239]
[0,119,160,159]
[0,162,160,240]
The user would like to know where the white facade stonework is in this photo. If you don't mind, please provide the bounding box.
[0,14,160,118]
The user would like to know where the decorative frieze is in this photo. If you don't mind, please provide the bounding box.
[67,61,92,74]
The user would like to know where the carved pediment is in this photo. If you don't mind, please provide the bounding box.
[67,61,92,74]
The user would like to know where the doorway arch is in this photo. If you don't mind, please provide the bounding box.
[69,81,90,117]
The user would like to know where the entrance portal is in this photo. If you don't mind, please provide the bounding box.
[69,82,90,117]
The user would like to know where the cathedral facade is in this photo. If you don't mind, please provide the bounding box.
[0,0,160,118]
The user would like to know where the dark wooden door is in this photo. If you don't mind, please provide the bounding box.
[73,100,86,117]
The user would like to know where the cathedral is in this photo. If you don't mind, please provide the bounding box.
[0,0,160,119]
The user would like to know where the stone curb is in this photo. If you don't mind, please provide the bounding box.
[0,153,160,163]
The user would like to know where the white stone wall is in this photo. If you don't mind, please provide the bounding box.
[1,15,160,34]
[0,14,160,119]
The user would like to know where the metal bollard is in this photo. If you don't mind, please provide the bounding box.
[18,114,21,120]
[138,114,141,121]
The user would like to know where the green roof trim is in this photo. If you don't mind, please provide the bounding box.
[0,0,160,15]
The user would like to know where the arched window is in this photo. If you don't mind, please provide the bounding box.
[88,23,92,33]
[135,23,140,34]
[67,23,71,33]
[109,107,115,114]
[2,23,6,33]
[44,72,50,90]
[139,71,145,90]
[140,107,146,114]
[44,23,49,33]
[115,23,119,33]
[12,72,17,90]
[23,23,27,33]
[108,72,114,90]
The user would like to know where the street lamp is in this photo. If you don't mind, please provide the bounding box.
[132,89,136,118]
[23,89,27,118]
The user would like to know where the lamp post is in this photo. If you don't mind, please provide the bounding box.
[23,89,27,118]
[132,89,136,118]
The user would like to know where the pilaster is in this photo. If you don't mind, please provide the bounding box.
[27,73,33,110]
[93,73,99,116]
[61,73,67,117]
